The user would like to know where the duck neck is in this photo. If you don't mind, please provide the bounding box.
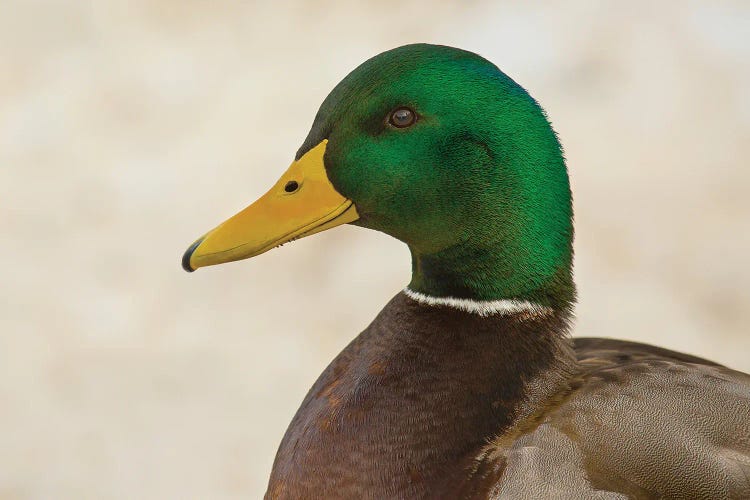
[408,237,575,309]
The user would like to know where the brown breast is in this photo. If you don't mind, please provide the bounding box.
[265,292,575,499]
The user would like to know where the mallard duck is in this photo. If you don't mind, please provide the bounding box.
[182,44,750,499]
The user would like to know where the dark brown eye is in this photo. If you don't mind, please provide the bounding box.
[389,107,416,128]
[284,180,299,193]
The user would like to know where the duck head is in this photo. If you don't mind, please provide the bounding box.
[183,44,574,308]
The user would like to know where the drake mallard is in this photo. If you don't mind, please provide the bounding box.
[182,44,750,499]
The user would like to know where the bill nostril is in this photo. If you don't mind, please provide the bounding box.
[284,180,300,193]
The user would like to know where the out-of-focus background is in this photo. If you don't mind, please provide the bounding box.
[2,1,749,498]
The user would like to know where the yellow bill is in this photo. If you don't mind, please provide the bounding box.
[182,140,359,272]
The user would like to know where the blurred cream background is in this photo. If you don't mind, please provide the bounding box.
[1,1,749,498]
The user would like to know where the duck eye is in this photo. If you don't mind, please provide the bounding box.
[284,180,299,193]
[389,107,416,128]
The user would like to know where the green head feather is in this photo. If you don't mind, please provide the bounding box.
[299,44,574,308]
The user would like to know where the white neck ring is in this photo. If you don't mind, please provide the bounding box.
[402,287,553,318]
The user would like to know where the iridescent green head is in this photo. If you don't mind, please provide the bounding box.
[183,44,574,308]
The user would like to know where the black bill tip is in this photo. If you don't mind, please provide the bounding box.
[181,238,203,272]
